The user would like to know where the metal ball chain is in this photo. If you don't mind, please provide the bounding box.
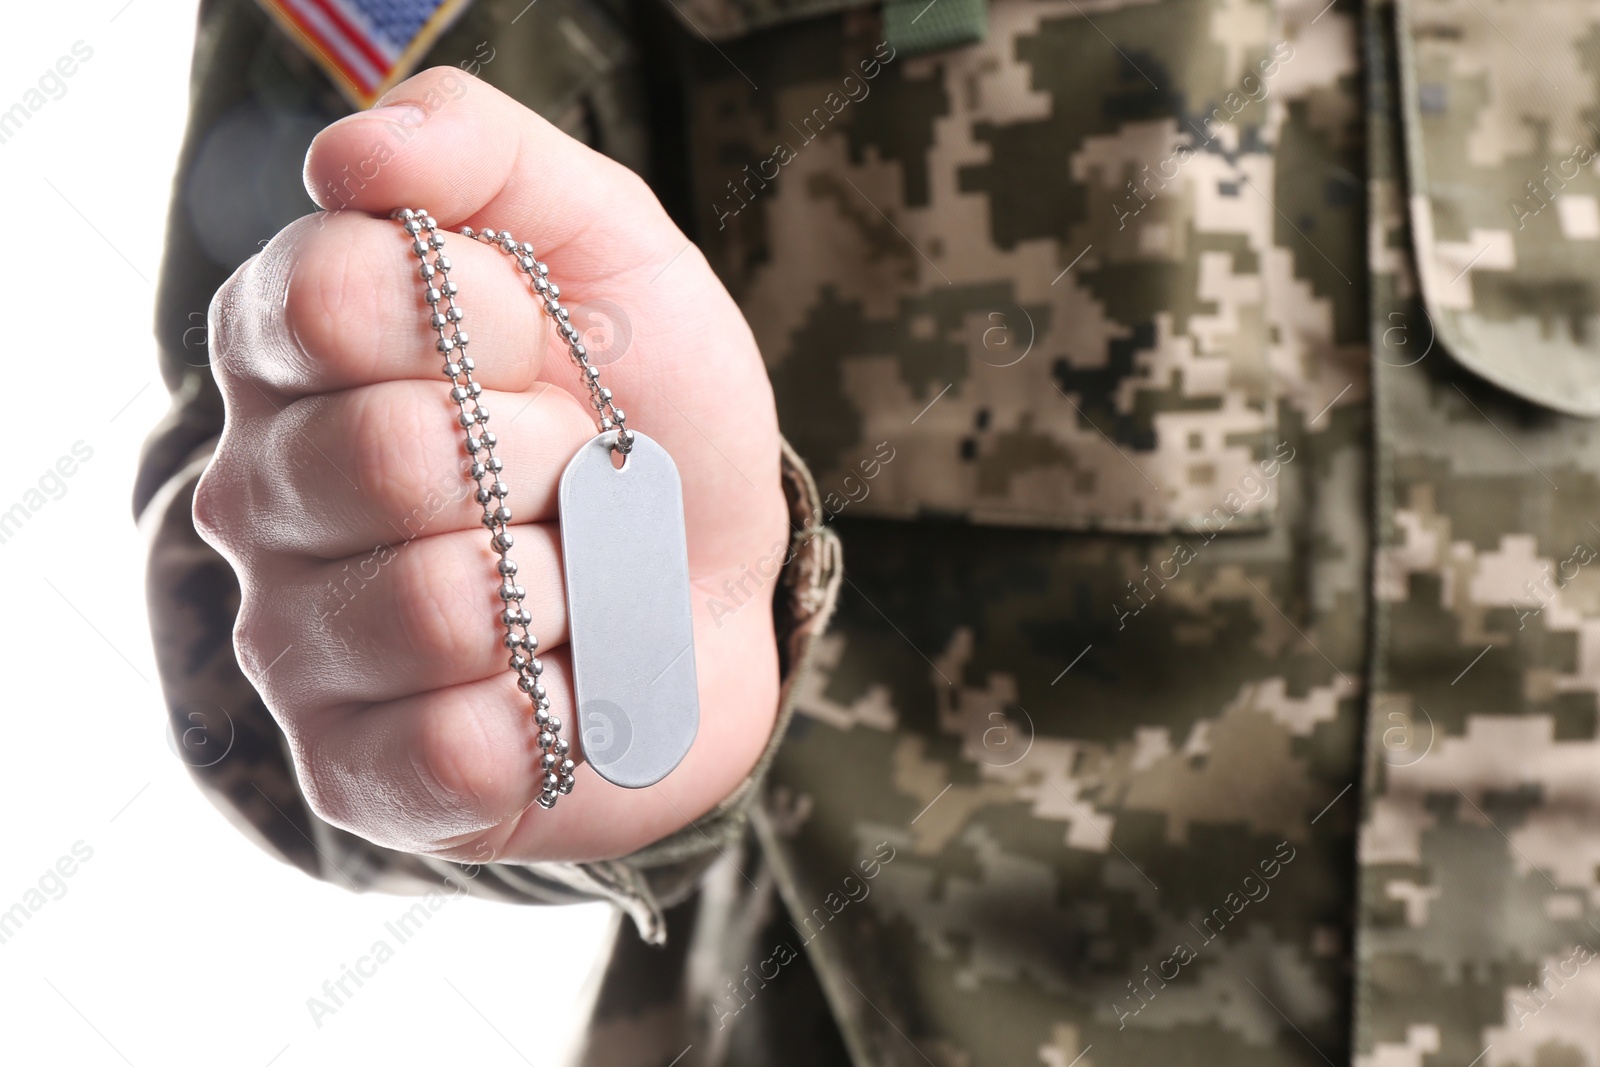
[460,226,633,455]
[394,209,575,810]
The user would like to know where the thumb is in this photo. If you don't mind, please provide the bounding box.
[303,66,678,275]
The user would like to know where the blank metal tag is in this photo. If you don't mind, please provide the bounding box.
[558,430,700,788]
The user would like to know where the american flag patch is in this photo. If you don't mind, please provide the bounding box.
[256,0,476,107]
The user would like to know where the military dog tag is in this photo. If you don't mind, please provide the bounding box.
[558,430,700,788]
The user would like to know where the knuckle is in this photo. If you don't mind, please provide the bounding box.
[192,448,242,550]
[205,262,249,383]
[296,721,398,838]
[295,737,353,829]
[191,463,225,546]
[230,590,276,686]
[295,699,515,848]
[206,252,275,390]
[408,701,513,821]
[281,221,393,382]
[609,162,656,208]
[232,589,319,728]
[597,162,678,250]
[206,222,305,392]
[193,424,276,555]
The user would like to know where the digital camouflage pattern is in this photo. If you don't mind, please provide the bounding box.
[696,0,1292,533]
[655,0,1370,1063]
[1359,1,1600,1064]
[139,0,1600,1064]
[1395,0,1600,419]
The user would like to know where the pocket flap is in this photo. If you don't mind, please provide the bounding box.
[1397,0,1600,416]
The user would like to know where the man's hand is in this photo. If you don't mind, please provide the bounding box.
[193,68,788,865]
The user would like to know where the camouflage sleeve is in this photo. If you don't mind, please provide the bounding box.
[138,0,842,944]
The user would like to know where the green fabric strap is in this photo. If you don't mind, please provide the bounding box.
[883,0,987,56]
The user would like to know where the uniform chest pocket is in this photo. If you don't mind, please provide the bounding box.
[666,0,1293,534]
[1396,0,1600,417]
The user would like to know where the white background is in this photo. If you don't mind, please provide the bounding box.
[0,4,615,1063]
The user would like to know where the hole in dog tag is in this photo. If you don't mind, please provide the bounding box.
[558,430,700,788]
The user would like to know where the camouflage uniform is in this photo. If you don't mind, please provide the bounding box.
[139,0,1600,1063]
